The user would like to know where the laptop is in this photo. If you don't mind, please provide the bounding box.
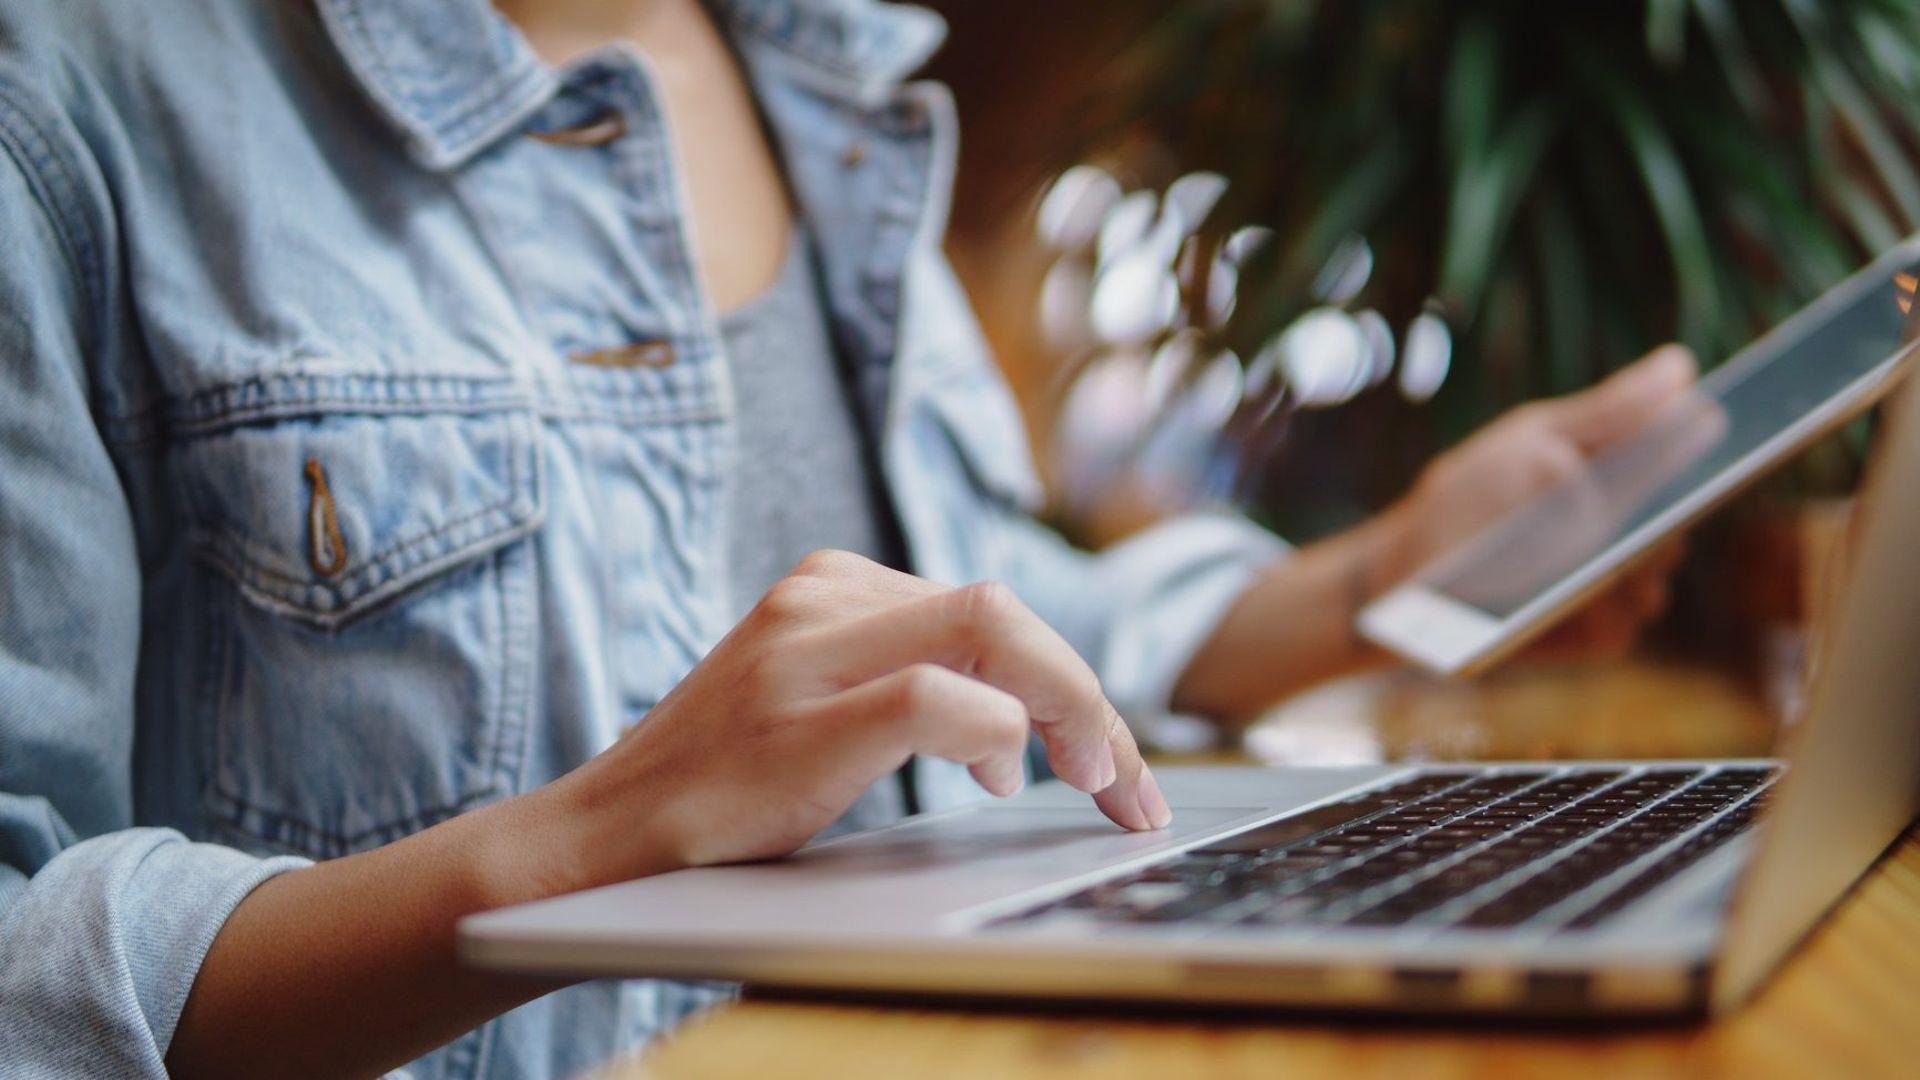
[460,394,1920,1021]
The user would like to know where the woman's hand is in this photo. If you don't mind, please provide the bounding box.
[173,552,1167,1080]
[1369,344,1707,657]
[555,550,1171,884]
[1176,345,1711,725]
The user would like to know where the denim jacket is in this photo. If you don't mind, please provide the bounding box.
[0,1,1284,1075]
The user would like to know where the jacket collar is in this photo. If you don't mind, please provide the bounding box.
[716,0,946,101]
[315,0,947,171]
[314,0,555,170]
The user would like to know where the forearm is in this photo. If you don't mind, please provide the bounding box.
[165,776,678,1079]
[1172,511,1406,729]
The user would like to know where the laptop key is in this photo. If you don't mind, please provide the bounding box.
[1560,796,1772,930]
[1456,784,1757,928]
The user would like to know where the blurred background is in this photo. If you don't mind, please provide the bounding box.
[919,0,1920,759]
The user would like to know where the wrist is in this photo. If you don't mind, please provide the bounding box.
[1340,506,1409,610]
[553,749,694,889]
[466,762,690,910]
[1351,498,1418,602]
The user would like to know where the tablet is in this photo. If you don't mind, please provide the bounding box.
[1359,236,1920,675]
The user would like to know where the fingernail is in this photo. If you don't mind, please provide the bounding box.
[1656,345,1696,379]
[1135,766,1172,829]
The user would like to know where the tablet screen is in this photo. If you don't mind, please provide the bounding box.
[1426,259,1920,619]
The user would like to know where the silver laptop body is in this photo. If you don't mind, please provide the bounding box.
[461,384,1920,1019]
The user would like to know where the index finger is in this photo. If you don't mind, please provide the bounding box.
[803,581,1167,831]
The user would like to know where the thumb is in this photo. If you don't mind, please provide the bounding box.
[1539,344,1697,452]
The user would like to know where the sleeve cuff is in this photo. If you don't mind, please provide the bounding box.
[1091,512,1290,720]
[0,827,309,1072]
[1003,510,1288,721]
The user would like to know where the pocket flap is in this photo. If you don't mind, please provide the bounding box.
[177,408,544,627]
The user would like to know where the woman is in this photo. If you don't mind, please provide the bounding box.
[0,0,1688,1076]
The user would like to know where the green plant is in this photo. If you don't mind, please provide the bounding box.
[1082,0,1920,467]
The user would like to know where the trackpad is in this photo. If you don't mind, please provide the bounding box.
[710,805,1264,930]
[485,805,1272,939]
[800,805,1261,874]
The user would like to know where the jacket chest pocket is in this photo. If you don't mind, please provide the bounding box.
[176,401,545,858]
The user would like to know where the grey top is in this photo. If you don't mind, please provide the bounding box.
[720,229,907,614]
[720,229,912,829]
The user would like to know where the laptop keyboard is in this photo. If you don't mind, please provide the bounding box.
[992,765,1780,934]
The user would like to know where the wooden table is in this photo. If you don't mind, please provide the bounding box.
[599,662,1920,1080]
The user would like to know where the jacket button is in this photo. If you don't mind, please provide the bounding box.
[841,141,869,168]
[527,108,628,148]
[570,340,677,369]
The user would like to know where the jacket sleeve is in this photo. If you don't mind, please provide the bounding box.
[0,107,307,1076]
[996,508,1289,726]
